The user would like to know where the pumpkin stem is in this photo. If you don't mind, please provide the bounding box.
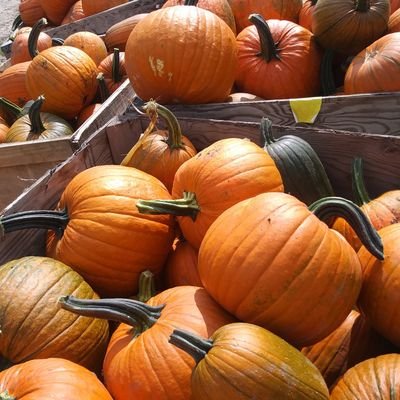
[58,296,165,335]
[355,0,370,12]
[28,95,46,135]
[249,14,280,62]
[9,15,23,41]
[28,17,48,59]
[309,197,384,260]
[0,355,13,372]
[169,328,213,364]
[111,48,122,83]
[0,209,69,239]
[0,391,16,400]
[351,157,371,206]
[143,101,184,148]
[137,191,200,221]
[311,0,318,5]
[97,72,110,102]
[184,0,199,5]
[260,117,276,145]
[135,270,156,303]
[51,37,65,46]
[0,97,25,125]
[320,49,337,96]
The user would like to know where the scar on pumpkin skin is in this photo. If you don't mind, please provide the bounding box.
[148,56,165,77]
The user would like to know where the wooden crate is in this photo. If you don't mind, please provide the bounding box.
[0,79,135,211]
[0,111,399,264]
[0,0,165,57]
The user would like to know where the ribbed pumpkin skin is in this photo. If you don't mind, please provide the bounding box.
[0,358,113,399]
[191,323,329,400]
[98,51,128,93]
[312,0,390,55]
[104,13,148,51]
[392,0,400,13]
[11,30,52,65]
[301,310,396,389]
[6,113,73,142]
[299,0,317,32]
[62,0,86,25]
[46,165,175,298]
[0,62,31,107]
[229,0,302,32]
[164,239,201,288]
[235,19,322,99]
[198,192,363,347]
[82,0,128,16]
[25,46,99,120]
[0,118,9,143]
[388,8,400,32]
[344,33,400,94]
[171,138,283,249]
[332,189,400,251]
[103,286,236,400]
[125,6,237,104]
[162,0,237,33]
[19,0,46,27]
[358,223,400,347]
[40,0,77,25]
[0,256,109,372]
[63,32,108,66]
[330,354,400,399]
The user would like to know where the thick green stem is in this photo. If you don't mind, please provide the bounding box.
[9,15,23,41]
[249,14,280,62]
[260,117,276,147]
[0,391,16,400]
[135,270,156,303]
[58,296,164,335]
[28,96,46,135]
[355,0,370,12]
[97,72,110,102]
[320,49,337,96]
[143,101,184,148]
[0,209,69,239]
[169,329,213,364]
[111,48,122,83]
[309,197,384,260]
[137,191,200,221]
[0,97,25,125]
[28,17,48,59]
[351,157,371,206]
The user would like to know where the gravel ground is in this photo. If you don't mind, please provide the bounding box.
[0,1,20,62]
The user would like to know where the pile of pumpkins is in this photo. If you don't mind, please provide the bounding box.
[1,1,400,397]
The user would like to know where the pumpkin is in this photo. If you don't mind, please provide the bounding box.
[104,13,148,52]
[76,103,102,127]
[0,62,31,107]
[229,0,303,33]
[0,358,113,399]
[388,7,400,32]
[40,0,77,25]
[121,101,197,192]
[301,309,396,389]
[162,0,237,33]
[0,117,9,143]
[59,285,236,400]
[137,137,283,249]
[332,157,400,251]
[19,0,46,27]
[0,256,109,373]
[63,31,108,66]
[1,165,175,298]
[164,238,201,288]
[10,17,52,65]
[62,0,86,24]
[235,14,322,100]
[391,0,400,12]
[25,32,99,120]
[82,0,128,16]
[344,32,400,94]
[260,117,334,205]
[97,48,128,94]
[5,95,74,142]
[330,354,400,399]
[197,192,383,347]
[299,0,318,32]
[312,0,390,55]
[125,6,237,104]
[170,322,329,399]
[358,223,400,347]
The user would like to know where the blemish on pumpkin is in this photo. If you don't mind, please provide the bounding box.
[168,72,173,82]
[148,56,165,77]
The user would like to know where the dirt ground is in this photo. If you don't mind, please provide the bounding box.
[0,1,20,62]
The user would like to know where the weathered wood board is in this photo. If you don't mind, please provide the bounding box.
[1,113,399,265]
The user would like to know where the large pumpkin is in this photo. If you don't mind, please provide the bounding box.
[0,256,108,373]
[0,358,113,399]
[125,6,237,104]
[0,61,31,107]
[197,192,383,347]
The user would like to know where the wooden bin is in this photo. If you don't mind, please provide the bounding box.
[0,79,135,211]
[0,111,399,264]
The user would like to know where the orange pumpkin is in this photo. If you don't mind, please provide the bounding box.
[40,0,77,25]
[0,358,113,399]
[388,7,400,32]
[62,0,86,24]
[97,48,128,94]
[299,0,318,32]
[0,61,31,107]
[125,6,237,104]
[19,0,46,27]
[0,117,9,143]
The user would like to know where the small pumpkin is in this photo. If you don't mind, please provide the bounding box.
[169,323,329,400]
[0,358,113,399]
[0,62,31,107]
[121,101,197,192]
[62,0,86,24]
[97,48,128,94]
[5,95,74,142]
